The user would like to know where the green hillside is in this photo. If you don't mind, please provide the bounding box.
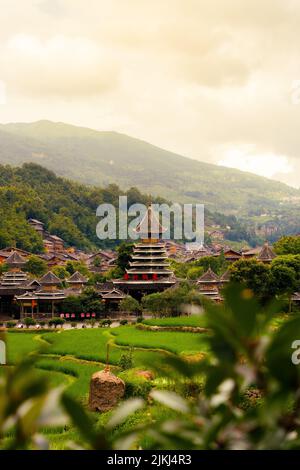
[0,120,299,216]
[0,163,167,252]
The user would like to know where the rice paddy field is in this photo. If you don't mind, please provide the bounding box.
[2,317,209,449]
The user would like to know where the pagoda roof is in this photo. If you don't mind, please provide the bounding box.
[40,271,62,285]
[96,281,114,293]
[257,242,276,261]
[220,269,231,282]
[129,261,168,267]
[6,251,27,266]
[16,290,66,301]
[0,247,31,256]
[102,288,126,299]
[67,271,88,284]
[197,267,219,283]
[132,255,168,260]
[113,278,176,286]
[134,248,167,253]
[242,246,262,256]
[134,243,166,248]
[126,269,173,275]
[134,205,167,236]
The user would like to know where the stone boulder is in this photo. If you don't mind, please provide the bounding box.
[89,369,125,412]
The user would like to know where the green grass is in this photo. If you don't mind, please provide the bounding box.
[143,316,207,328]
[41,328,170,370]
[6,331,44,364]
[36,357,100,401]
[112,326,209,356]
[42,328,120,363]
[2,326,210,450]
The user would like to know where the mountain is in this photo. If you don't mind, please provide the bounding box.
[0,163,169,252]
[0,120,299,216]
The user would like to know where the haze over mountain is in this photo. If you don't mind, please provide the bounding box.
[0,120,299,216]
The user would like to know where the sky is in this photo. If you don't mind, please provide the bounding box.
[0,0,300,188]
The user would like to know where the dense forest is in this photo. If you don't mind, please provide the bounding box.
[0,163,170,252]
[0,163,292,253]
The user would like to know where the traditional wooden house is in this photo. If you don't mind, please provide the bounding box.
[28,218,45,237]
[257,242,277,264]
[219,269,231,287]
[242,247,262,259]
[87,251,117,273]
[101,288,126,311]
[221,249,242,263]
[196,267,222,301]
[6,251,27,271]
[40,271,62,291]
[0,250,10,265]
[0,271,39,316]
[47,235,64,253]
[185,245,211,262]
[67,271,88,292]
[15,271,66,318]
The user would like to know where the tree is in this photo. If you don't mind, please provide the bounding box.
[119,296,141,314]
[116,242,134,272]
[274,236,300,255]
[52,265,69,280]
[270,264,297,295]
[65,261,90,277]
[25,255,48,277]
[271,255,300,283]
[187,266,203,280]
[230,258,271,300]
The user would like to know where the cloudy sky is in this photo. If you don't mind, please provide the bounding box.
[0,0,300,188]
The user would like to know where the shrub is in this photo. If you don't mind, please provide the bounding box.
[6,321,17,329]
[119,368,153,399]
[136,316,144,323]
[49,317,65,328]
[118,348,134,370]
[120,319,128,326]
[70,322,77,328]
[101,319,112,327]
[23,317,37,328]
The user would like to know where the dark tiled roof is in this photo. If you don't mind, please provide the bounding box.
[220,269,231,281]
[257,242,276,261]
[40,271,62,285]
[6,251,26,265]
[67,271,88,284]
[102,288,126,299]
[197,267,219,283]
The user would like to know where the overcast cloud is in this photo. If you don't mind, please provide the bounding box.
[0,0,299,187]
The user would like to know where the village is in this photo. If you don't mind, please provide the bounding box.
[0,207,299,324]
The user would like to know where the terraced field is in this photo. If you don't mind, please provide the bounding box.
[2,319,209,449]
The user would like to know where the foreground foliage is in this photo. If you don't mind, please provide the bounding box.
[1,284,300,449]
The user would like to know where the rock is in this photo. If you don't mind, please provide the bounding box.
[89,369,125,412]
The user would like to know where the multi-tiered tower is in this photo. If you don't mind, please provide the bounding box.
[113,206,176,298]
